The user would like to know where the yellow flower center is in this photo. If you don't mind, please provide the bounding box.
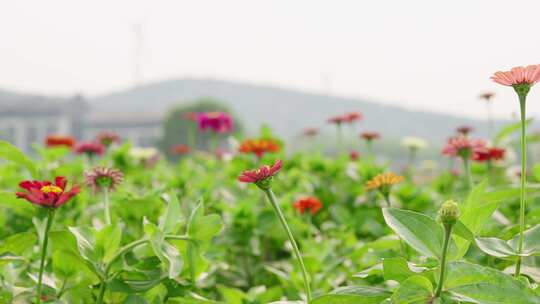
[41,185,63,194]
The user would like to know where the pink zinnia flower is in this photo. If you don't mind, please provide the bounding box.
[327,114,347,125]
[491,65,540,87]
[75,141,105,157]
[442,136,486,159]
[344,112,363,123]
[84,167,124,193]
[197,112,233,133]
[16,176,80,208]
[238,160,282,184]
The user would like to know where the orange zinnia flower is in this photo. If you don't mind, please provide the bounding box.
[239,139,280,158]
[293,197,323,215]
[365,172,404,192]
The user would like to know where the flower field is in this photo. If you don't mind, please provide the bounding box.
[3,66,540,304]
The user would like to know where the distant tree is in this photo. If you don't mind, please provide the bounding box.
[160,97,243,159]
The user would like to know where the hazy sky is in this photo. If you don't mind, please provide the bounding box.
[1,0,540,120]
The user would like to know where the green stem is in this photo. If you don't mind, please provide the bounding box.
[96,280,107,304]
[36,209,55,304]
[187,124,195,150]
[462,157,473,190]
[435,224,453,297]
[102,187,111,225]
[382,192,391,207]
[336,124,343,155]
[263,189,312,302]
[516,95,527,278]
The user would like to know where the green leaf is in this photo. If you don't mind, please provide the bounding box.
[382,257,425,283]
[68,226,103,276]
[0,232,36,266]
[0,191,36,217]
[217,286,246,304]
[144,219,183,278]
[382,208,446,259]
[311,286,391,304]
[391,275,433,304]
[494,118,532,144]
[96,225,122,263]
[475,237,518,258]
[160,192,181,234]
[0,140,38,178]
[52,249,81,278]
[509,223,540,255]
[445,261,540,304]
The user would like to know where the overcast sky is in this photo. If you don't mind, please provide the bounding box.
[1,0,539,120]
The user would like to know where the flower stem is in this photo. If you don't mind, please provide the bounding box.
[263,189,312,302]
[462,156,473,190]
[435,223,453,297]
[102,187,111,225]
[36,209,55,304]
[515,94,527,278]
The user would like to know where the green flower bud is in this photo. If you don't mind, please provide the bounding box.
[439,200,460,227]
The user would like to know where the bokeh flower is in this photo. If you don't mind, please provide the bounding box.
[16,176,79,208]
[360,131,381,141]
[344,112,363,123]
[350,150,360,161]
[401,136,428,150]
[365,172,404,192]
[302,128,319,137]
[171,144,191,155]
[238,138,280,158]
[182,112,199,121]
[45,135,76,149]
[456,126,473,136]
[96,131,120,147]
[473,147,505,162]
[293,197,323,215]
[197,112,233,133]
[238,160,282,189]
[84,167,124,193]
[74,141,105,157]
[441,136,486,159]
[479,92,495,101]
[129,147,161,168]
[327,114,347,125]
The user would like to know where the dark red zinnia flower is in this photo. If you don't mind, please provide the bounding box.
[96,131,120,147]
[16,176,80,208]
[238,139,281,158]
[238,160,282,184]
[473,147,506,162]
[456,126,474,136]
[293,196,323,215]
[46,135,76,149]
[360,131,380,141]
[196,112,233,133]
[171,144,191,155]
[74,141,105,157]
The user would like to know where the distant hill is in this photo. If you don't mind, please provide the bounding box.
[90,78,506,144]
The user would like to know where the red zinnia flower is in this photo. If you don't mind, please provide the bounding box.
[16,176,80,208]
[96,131,120,147]
[84,167,124,193]
[74,141,105,157]
[491,65,540,86]
[46,135,76,149]
[197,112,233,133]
[238,139,281,158]
[303,128,319,137]
[293,197,323,215]
[360,131,380,141]
[171,144,191,155]
[350,150,360,160]
[238,160,282,184]
[473,147,506,162]
[442,136,486,159]
[456,126,473,136]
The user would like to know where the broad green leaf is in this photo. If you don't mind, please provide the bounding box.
[475,237,518,258]
[493,118,532,145]
[68,226,103,276]
[353,263,383,279]
[509,223,540,255]
[311,286,391,304]
[445,261,540,304]
[217,286,246,304]
[144,219,183,278]
[108,257,164,293]
[52,249,81,278]
[0,191,36,216]
[382,208,445,259]
[96,225,122,263]
[0,232,36,266]
[391,275,433,304]
[382,257,425,283]
[160,192,181,234]
[0,140,38,178]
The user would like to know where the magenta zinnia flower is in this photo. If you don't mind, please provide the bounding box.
[238,160,282,184]
[84,167,124,193]
[75,141,105,157]
[442,136,486,159]
[491,65,540,87]
[16,177,80,208]
[197,112,233,133]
